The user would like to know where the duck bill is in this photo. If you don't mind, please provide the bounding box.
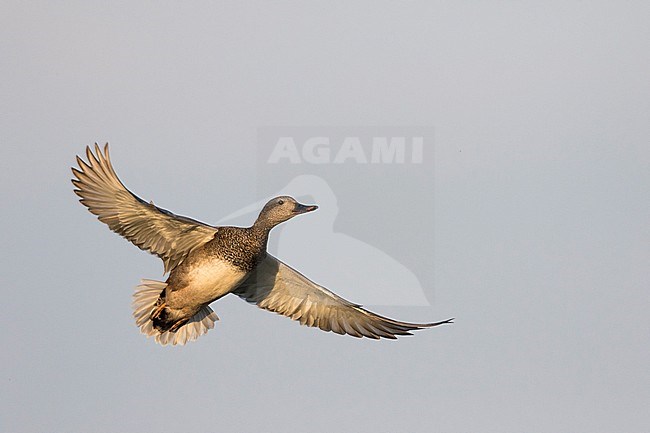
[293,203,318,214]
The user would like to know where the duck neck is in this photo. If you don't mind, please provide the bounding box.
[250,219,273,244]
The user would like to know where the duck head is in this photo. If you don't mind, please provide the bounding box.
[254,196,318,230]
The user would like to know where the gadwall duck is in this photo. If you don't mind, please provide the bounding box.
[72,144,453,345]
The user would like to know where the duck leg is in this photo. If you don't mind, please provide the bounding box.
[150,299,166,321]
[169,318,189,332]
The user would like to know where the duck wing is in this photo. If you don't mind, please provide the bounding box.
[234,255,453,339]
[72,143,218,273]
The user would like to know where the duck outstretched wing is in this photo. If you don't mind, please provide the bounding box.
[72,143,218,273]
[234,255,453,339]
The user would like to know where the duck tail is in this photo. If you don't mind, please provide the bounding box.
[132,279,219,346]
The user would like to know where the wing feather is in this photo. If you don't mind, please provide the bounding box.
[234,255,453,340]
[72,143,218,273]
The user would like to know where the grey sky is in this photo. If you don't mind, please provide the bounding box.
[1,1,649,433]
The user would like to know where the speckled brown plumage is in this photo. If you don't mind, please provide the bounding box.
[207,226,269,272]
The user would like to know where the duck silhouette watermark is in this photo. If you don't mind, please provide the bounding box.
[233,126,437,307]
[218,175,430,306]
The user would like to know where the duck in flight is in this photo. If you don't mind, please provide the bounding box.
[71,144,453,346]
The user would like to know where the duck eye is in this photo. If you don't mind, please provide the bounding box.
[278,199,284,205]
